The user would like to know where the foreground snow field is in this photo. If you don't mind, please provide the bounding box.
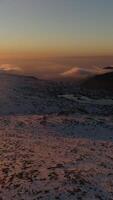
[0,73,113,199]
[0,115,113,200]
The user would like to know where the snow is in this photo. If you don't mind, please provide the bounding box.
[0,73,113,199]
[0,114,113,199]
[59,94,113,105]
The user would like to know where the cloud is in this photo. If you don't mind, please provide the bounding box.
[61,67,79,76]
[60,67,93,79]
[0,64,22,73]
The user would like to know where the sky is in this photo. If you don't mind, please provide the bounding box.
[0,0,113,78]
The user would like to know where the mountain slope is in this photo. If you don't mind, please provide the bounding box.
[0,73,59,115]
[82,72,113,90]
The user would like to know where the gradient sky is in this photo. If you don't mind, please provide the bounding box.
[0,0,113,78]
[0,0,113,58]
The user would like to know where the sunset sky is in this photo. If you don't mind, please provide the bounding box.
[0,0,113,78]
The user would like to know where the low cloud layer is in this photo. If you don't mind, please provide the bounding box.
[60,67,94,79]
[0,64,22,73]
[0,61,112,80]
[60,64,111,79]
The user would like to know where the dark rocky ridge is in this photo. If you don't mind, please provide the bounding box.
[82,72,113,91]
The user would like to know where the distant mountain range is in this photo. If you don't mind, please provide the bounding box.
[82,72,113,90]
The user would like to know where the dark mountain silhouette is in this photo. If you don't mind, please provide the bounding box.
[82,72,113,90]
[103,66,113,70]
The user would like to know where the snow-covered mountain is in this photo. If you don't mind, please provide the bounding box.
[0,72,113,200]
[0,73,60,115]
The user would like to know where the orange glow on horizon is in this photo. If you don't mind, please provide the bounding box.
[0,48,113,61]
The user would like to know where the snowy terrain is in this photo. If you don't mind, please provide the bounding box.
[59,94,113,105]
[0,73,113,200]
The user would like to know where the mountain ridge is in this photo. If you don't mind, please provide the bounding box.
[82,71,113,90]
